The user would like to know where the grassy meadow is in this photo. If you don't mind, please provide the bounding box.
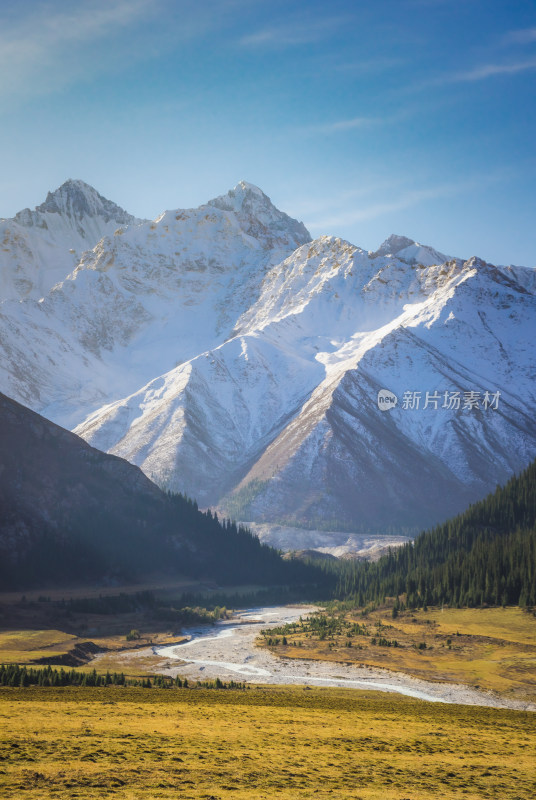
[0,588,219,675]
[0,629,79,665]
[1,684,535,800]
[0,627,180,675]
[1,591,535,798]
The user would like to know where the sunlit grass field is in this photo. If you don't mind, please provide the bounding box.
[0,628,180,674]
[0,630,78,664]
[263,606,536,703]
[1,685,535,800]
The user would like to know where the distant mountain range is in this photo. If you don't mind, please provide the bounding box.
[0,179,534,539]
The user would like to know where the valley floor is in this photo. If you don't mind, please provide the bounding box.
[2,595,535,709]
[90,606,536,710]
[259,605,536,707]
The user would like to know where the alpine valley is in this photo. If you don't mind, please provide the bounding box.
[1,179,535,548]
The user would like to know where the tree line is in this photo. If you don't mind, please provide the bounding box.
[0,663,245,690]
[320,459,536,608]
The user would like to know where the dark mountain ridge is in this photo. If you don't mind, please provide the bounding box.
[0,392,310,590]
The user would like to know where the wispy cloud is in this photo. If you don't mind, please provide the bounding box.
[0,0,152,63]
[503,27,536,45]
[304,173,507,230]
[302,116,383,135]
[291,179,410,218]
[239,15,349,48]
[406,56,536,93]
[0,0,155,101]
[296,107,413,137]
[332,56,406,75]
[452,58,536,82]
[308,186,453,228]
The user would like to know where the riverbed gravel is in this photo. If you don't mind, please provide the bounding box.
[149,606,535,710]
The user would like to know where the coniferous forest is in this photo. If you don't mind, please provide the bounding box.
[0,489,321,592]
[328,458,536,608]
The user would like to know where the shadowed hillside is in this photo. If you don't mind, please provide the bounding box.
[0,392,316,590]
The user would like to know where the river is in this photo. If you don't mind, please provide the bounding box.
[153,605,531,708]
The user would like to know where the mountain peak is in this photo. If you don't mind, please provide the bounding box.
[3,181,142,301]
[235,180,265,196]
[207,181,311,245]
[371,233,450,266]
[374,234,417,257]
[31,179,135,225]
[208,181,276,214]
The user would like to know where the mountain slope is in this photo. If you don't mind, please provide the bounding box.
[0,181,311,428]
[228,254,535,530]
[331,457,536,607]
[0,390,184,587]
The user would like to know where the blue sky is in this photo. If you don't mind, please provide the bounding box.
[1,0,535,265]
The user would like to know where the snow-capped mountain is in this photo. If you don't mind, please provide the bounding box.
[0,180,311,427]
[0,179,534,535]
[370,233,448,266]
[73,235,536,531]
[0,179,144,301]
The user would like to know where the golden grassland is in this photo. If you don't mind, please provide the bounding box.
[1,685,535,800]
[87,647,176,678]
[0,629,78,664]
[0,628,181,673]
[263,606,536,703]
[0,589,195,674]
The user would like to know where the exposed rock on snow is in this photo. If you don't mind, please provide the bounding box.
[0,179,144,301]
